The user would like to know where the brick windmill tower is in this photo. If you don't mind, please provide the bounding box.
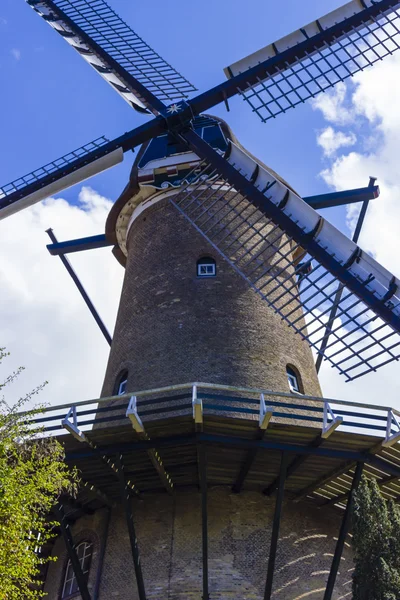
[3,1,400,599]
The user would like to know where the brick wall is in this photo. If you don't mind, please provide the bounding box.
[47,489,351,600]
[101,197,322,402]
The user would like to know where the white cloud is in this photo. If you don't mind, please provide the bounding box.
[311,82,354,125]
[316,126,356,157]
[312,54,400,409]
[10,48,21,61]
[0,187,123,413]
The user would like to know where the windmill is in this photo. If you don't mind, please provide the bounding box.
[3,1,400,599]
[2,0,399,382]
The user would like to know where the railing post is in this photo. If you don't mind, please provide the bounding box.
[322,403,343,439]
[193,385,203,426]
[383,409,400,447]
[259,393,273,430]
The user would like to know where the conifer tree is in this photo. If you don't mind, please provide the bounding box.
[352,475,400,600]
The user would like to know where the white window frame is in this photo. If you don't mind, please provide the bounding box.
[118,377,127,396]
[62,541,92,598]
[286,368,302,394]
[197,263,216,277]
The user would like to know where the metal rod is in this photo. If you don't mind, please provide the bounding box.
[116,455,147,600]
[316,196,371,372]
[264,453,287,600]
[46,229,112,346]
[198,443,210,600]
[323,462,363,600]
[53,504,92,600]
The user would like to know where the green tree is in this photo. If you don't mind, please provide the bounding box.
[352,475,400,600]
[0,348,78,599]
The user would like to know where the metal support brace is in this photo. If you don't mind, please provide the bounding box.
[116,455,147,600]
[126,397,173,494]
[259,393,274,430]
[198,444,209,600]
[193,385,203,426]
[383,409,400,448]
[46,229,112,346]
[53,504,92,600]
[322,403,343,439]
[264,453,287,600]
[62,408,139,496]
[323,462,363,600]
[62,406,88,443]
[264,435,324,497]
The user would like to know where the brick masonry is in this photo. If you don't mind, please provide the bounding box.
[101,196,322,401]
[45,491,352,600]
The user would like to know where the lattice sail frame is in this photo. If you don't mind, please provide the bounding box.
[27,0,196,112]
[225,0,400,122]
[171,142,400,381]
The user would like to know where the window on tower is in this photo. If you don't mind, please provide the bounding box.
[61,541,93,598]
[115,370,128,396]
[286,365,303,394]
[197,257,216,277]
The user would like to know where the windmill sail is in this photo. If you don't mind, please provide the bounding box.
[224,0,400,122]
[0,137,123,220]
[27,0,196,114]
[172,136,400,381]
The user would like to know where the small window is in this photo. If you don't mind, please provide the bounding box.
[62,541,93,598]
[197,257,216,277]
[115,370,128,396]
[287,366,302,394]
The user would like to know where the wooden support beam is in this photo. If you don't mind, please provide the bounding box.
[232,429,265,494]
[293,436,396,504]
[126,396,174,494]
[323,462,363,600]
[116,455,147,600]
[53,504,92,600]
[198,443,210,600]
[264,453,287,600]
[81,479,116,508]
[293,461,354,503]
[232,392,275,494]
[264,435,323,496]
[322,471,399,507]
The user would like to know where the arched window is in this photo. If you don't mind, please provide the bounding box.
[115,370,128,396]
[286,366,302,394]
[62,541,93,598]
[197,256,216,277]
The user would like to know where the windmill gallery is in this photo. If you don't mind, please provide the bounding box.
[2,0,400,598]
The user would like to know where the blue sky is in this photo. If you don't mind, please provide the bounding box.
[1,0,400,412]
